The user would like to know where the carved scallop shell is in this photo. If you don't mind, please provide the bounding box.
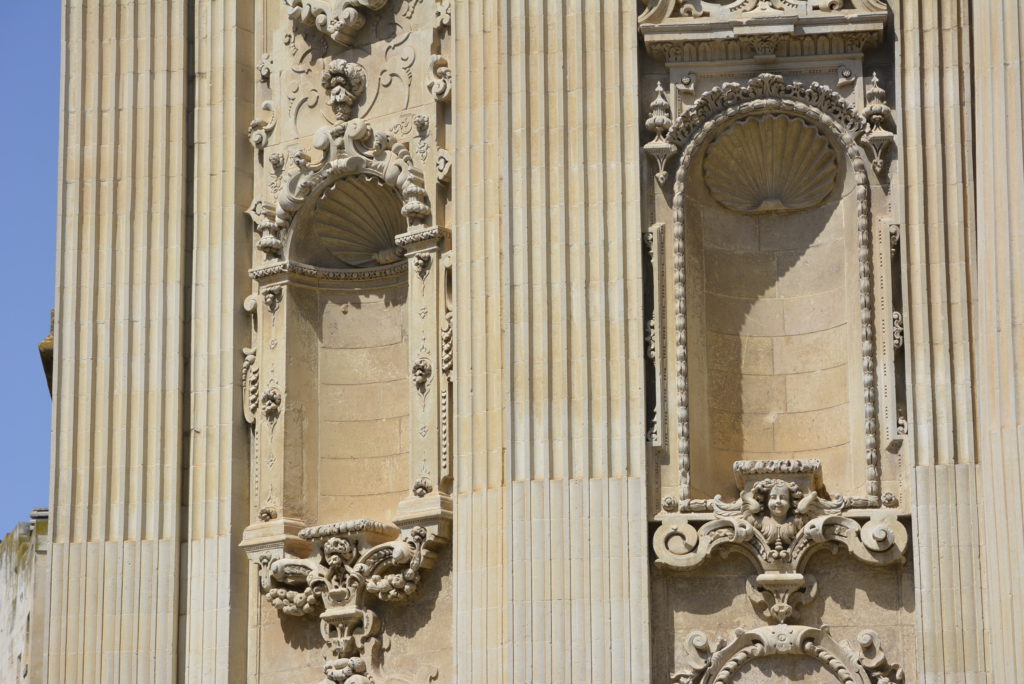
[310,175,407,268]
[703,114,838,214]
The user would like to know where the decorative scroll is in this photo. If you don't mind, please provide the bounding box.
[655,460,907,623]
[671,624,904,684]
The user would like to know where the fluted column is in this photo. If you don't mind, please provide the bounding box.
[452,2,650,682]
[42,2,189,682]
[973,2,1024,680]
[177,2,253,682]
[896,1,986,680]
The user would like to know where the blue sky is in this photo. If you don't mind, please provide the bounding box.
[0,2,62,535]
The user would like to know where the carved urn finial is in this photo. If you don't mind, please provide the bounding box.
[644,82,678,185]
[861,72,895,175]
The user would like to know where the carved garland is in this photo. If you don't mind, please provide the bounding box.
[664,74,882,506]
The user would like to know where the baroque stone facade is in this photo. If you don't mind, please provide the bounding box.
[28,0,1024,682]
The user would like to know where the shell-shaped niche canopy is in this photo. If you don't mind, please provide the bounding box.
[702,114,839,214]
[295,174,407,269]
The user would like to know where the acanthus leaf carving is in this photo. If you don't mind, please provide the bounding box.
[322,58,367,122]
[273,117,432,249]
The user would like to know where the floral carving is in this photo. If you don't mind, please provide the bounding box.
[671,624,904,684]
[412,477,433,498]
[653,460,907,624]
[283,0,389,48]
[241,347,259,425]
[256,53,273,83]
[426,55,452,102]
[323,59,366,122]
[434,0,451,31]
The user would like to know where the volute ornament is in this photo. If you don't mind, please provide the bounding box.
[654,460,907,623]
[671,624,904,684]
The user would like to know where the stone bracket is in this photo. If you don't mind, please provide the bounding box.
[243,516,449,683]
[653,460,907,624]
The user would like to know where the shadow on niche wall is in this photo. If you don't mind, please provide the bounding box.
[681,124,861,499]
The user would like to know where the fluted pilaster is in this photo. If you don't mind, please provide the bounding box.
[178,2,253,682]
[973,2,1024,680]
[43,2,189,681]
[452,2,650,682]
[896,1,986,680]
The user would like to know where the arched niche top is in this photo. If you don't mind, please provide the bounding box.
[663,73,884,505]
[275,118,431,270]
[666,73,867,152]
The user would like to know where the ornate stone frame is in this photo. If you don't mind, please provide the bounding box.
[241,17,453,681]
[660,74,889,510]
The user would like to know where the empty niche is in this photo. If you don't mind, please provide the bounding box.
[678,113,862,497]
[290,173,411,523]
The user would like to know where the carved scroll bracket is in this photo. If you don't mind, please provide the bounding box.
[243,517,449,684]
[283,0,389,48]
[654,460,907,624]
[671,624,904,684]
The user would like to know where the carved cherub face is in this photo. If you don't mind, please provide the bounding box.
[767,484,791,522]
